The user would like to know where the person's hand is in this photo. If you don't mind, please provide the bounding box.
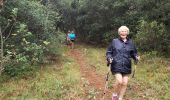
[136,56,140,61]
[135,56,140,64]
[107,57,113,66]
[108,57,113,64]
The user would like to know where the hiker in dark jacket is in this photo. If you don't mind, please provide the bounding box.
[106,26,140,100]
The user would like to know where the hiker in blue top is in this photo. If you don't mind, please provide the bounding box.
[67,30,76,48]
[106,26,140,100]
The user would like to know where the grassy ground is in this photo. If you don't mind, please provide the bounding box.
[77,44,170,100]
[0,46,83,100]
[77,44,107,74]
[0,44,169,99]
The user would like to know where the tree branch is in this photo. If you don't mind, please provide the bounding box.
[4,21,15,42]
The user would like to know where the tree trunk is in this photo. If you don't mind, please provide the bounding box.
[0,26,4,75]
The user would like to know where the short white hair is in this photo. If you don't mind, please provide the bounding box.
[118,26,129,34]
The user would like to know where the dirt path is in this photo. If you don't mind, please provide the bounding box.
[68,49,112,100]
[66,46,162,100]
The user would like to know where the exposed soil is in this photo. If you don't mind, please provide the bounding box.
[68,49,112,100]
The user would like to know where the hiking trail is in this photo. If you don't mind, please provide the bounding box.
[68,48,112,100]
[66,45,148,100]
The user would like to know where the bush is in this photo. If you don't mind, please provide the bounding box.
[0,0,64,77]
[4,61,33,77]
[135,20,170,55]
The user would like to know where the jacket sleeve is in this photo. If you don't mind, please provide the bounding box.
[106,43,113,60]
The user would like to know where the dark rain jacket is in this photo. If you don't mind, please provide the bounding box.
[106,38,138,74]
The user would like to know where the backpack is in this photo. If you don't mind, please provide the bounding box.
[69,33,76,40]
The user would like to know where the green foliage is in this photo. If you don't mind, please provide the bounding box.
[4,60,34,77]
[0,0,170,78]
[58,0,142,44]
[0,0,64,77]
[0,49,83,99]
[135,20,170,55]
[57,0,170,56]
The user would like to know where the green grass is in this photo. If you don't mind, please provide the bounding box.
[133,55,170,99]
[77,44,108,74]
[0,46,83,100]
[0,44,169,99]
[77,44,170,100]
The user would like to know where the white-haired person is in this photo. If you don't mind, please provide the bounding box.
[106,26,140,100]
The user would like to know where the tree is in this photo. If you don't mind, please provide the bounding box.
[0,0,65,77]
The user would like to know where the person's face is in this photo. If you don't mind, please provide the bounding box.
[119,29,128,39]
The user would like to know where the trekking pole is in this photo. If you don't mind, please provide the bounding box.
[101,62,111,100]
[132,61,137,78]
